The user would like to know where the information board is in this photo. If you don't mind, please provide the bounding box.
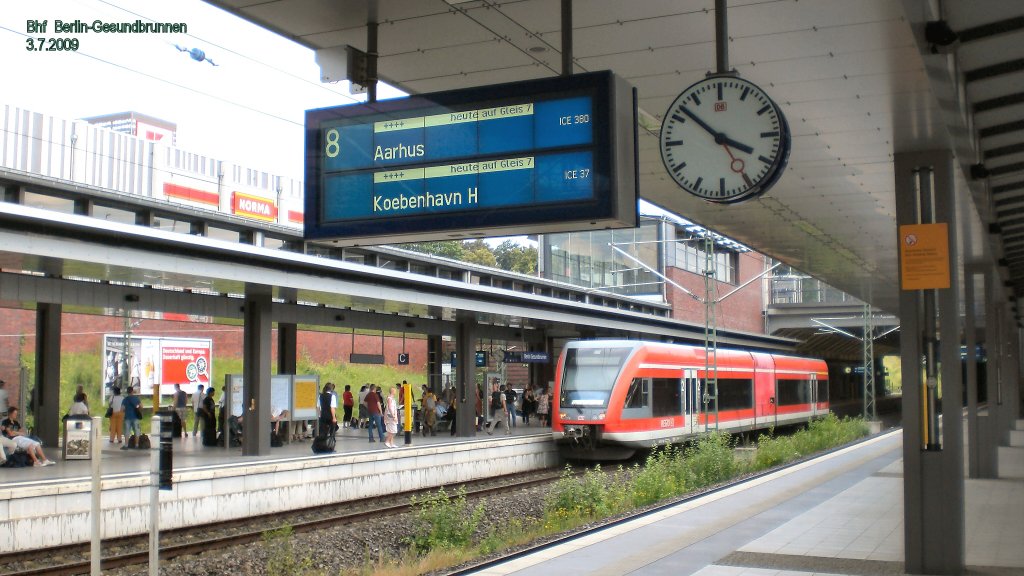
[305,71,637,244]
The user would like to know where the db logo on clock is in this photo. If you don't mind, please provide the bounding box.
[714,102,727,112]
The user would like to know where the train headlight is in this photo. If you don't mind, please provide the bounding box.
[559,412,568,420]
[597,412,606,420]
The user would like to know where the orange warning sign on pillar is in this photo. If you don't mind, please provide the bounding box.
[899,223,950,290]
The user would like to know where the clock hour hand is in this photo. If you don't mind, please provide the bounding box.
[721,136,753,155]
[681,106,755,155]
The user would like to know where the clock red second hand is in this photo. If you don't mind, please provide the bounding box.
[722,144,753,187]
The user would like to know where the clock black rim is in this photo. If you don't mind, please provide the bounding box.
[658,76,791,204]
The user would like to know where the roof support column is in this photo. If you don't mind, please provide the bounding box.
[979,267,1001,477]
[34,302,61,447]
[895,150,964,575]
[455,314,478,437]
[964,264,981,478]
[277,288,298,376]
[242,284,272,456]
[427,334,444,394]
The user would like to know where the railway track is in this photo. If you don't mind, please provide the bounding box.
[0,468,572,576]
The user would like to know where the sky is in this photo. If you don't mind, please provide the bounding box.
[1,0,406,179]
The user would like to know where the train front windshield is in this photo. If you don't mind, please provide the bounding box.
[560,346,633,408]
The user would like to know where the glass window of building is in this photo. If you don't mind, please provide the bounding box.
[542,221,661,297]
[262,237,286,250]
[206,227,239,242]
[92,204,136,225]
[23,191,76,214]
[152,216,192,234]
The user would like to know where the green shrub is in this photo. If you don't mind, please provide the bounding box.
[631,446,684,506]
[544,464,613,518]
[685,432,737,487]
[261,525,313,576]
[409,486,484,554]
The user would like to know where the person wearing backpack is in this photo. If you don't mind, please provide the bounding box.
[504,386,518,432]
[486,382,506,435]
[120,387,143,450]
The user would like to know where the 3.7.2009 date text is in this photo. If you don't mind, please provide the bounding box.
[26,37,80,51]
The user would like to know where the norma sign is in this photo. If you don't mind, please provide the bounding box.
[899,223,950,290]
[232,192,278,222]
[304,71,638,244]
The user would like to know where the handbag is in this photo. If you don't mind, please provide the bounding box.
[134,403,143,420]
[105,405,113,418]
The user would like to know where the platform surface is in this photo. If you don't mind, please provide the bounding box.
[476,429,1024,576]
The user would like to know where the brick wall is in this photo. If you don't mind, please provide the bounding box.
[664,253,766,334]
[0,309,427,408]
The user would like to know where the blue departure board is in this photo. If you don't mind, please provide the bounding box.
[305,71,637,244]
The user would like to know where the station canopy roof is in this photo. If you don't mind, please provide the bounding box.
[205,0,1024,320]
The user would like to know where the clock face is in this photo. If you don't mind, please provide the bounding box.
[659,76,790,203]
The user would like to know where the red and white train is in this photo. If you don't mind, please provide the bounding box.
[551,340,829,459]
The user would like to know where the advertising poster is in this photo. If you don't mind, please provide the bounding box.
[227,374,244,418]
[159,339,212,395]
[103,335,213,398]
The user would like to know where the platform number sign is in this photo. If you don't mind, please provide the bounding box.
[398,352,410,365]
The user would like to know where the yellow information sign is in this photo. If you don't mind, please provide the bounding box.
[899,223,950,290]
[292,375,320,420]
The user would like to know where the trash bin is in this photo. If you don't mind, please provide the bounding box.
[63,415,93,460]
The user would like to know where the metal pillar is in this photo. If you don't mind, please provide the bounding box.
[427,334,444,394]
[242,284,272,456]
[964,265,980,478]
[455,315,478,437]
[895,150,964,574]
[862,302,876,422]
[561,0,573,76]
[979,268,1000,477]
[703,236,718,432]
[277,323,297,375]
[35,302,62,447]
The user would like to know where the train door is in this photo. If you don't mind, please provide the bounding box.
[810,373,819,417]
[683,369,699,433]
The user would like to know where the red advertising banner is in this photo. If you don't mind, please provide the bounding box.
[160,340,212,391]
[232,191,278,222]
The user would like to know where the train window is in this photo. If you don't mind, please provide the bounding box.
[777,379,811,406]
[717,378,753,411]
[561,346,633,408]
[624,378,647,409]
[816,379,829,403]
[651,378,682,417]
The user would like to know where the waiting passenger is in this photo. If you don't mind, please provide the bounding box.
[318,382,337,436]
[109,386,125,444]
[73,384,89,409]
[120,387,143,449]
[0,434,16,464]
[420,388,437,436]
[486,383,506,435]
[384,386,399,448]
[12,435,54,466]
[271,406,290,436]
[365,384,385,443]
[1,407,30,439]
[201,387,218,447]
[342,384,355,428]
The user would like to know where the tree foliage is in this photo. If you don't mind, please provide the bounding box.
[399,239,535,274]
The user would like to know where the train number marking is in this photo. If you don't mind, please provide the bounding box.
[660,418,673,428]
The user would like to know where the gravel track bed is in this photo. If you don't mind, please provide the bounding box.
[102,474,555,576]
